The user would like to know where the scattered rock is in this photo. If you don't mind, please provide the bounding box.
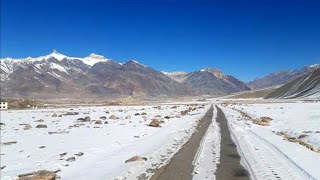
[141,112,147,115]
[100,116,107,120]
[65,112,79,115]
[125,156,147,163]
[181,110,188,116]
[288,137,297,142]
[66,157,76,162]
[105,111,110,114]
[36,124,47,128]
[303,131,312,133]
[135,113,140,116]
[298,134,308,139]
[74,152,84,156]
[52,113,58,117]
[84,116,91,121]
[260,117,273,122]
[39,146,46,149]
[23,124,32,130]
[2,141,17,145]
[164,116,170,119]
[125,115,131,120]
[148,119,161,127]
[58,115,63,117]
[77,118,85,121]
[17,170,58,180]
[95,120,102,125]
[1,166,6,170]
[59,152,67,157]
[48,130,69,135]
[104,121,109,124]
[155,115,161,118]
[109,115,119,120]
[0,123,5,126]
[35,119,44,122]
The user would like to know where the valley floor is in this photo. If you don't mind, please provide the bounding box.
[219,100,320,180]
[0,100,319,180]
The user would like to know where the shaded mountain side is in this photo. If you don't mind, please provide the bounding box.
[86,60,191,96]
[248,64,320,89]
[265,68,320,99]
[181,68,250,95]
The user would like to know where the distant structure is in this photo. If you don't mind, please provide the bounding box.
[0,102,8,110]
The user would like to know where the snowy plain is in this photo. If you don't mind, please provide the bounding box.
[221,101,320,180]
[0,104,210,180]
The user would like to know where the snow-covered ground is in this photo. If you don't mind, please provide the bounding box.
[0,104,210,180]
[221,102,320,180]
[192,106,220,180]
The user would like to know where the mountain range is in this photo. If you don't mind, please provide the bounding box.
[247,64,320,89]
[0,50,319,99]
[265,68,320,99]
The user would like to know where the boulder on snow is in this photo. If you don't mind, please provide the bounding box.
[23,124,32,130]
[109,115,119,120]
[36,124,47,128]
[125,156,147,163]
[2,141,17,146]
[100,116,107,120]
[95,120,102,125]
[148,119,161,127]
[65,112,79,116]
[74,152,84,156]
[35,119,44,122]
[84,116,91,121]
[66,157,76,162]
[17,170,59,180]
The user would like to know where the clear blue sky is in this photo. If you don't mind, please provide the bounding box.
[1,0,319,81]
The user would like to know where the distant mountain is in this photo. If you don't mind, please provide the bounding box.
[164,68,250,95]
[0,50,189,98]
[265,68,320,99]
[248,64,320,89]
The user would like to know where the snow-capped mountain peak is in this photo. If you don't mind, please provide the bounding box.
[45,50,67,61]
[310,64,320,68]
[82,53,110,66]
[162,71,186,76]
[86,53,106,60]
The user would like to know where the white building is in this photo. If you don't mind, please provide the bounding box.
[0,102,8,110]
